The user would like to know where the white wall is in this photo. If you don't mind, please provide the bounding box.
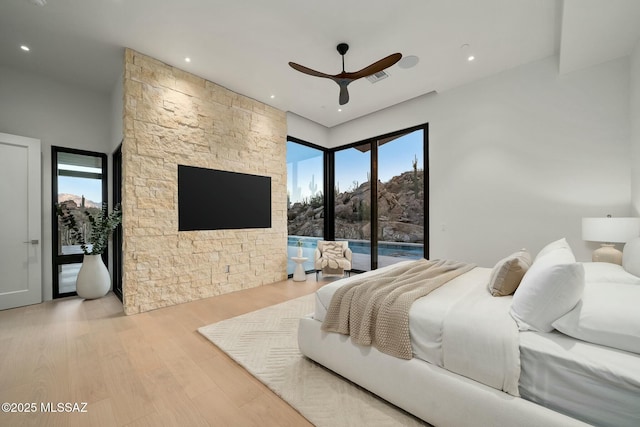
[631,40,640,216]
[0,65,112,301]
[326,56,631,265]
[286,112,329,146]
[110,72,124,152]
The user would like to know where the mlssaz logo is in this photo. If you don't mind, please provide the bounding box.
[40,402,88,413]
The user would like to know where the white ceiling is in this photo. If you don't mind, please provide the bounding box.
[1,0,638,128]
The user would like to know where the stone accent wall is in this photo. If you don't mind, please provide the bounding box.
[121,49,287,315]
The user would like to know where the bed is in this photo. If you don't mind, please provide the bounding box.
[298,237,640,427]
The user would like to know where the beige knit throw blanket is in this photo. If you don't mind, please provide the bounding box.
[321,259,476,359]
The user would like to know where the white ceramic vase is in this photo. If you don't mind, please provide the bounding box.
[76,254,111,299]
[297,246,303,257]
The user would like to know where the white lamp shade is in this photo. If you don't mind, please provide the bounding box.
[582,217,640,243]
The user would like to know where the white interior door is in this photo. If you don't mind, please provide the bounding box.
[0,133,42,310]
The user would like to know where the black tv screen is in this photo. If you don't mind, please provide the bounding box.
[178,165,271,231]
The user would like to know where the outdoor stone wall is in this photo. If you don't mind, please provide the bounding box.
[121,49,287,315]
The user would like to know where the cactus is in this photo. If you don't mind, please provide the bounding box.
[412,154,419,194]
[309,174,318,195]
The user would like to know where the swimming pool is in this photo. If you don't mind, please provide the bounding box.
[287,236,424,274]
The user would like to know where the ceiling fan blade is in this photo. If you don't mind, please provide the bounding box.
[288,62,334,79]
[348,53,403,80]
[338,82,349,105]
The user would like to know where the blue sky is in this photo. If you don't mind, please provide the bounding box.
[288,129,423,202]
[58,176,102,204]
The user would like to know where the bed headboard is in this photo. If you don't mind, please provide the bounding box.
[623,237,640,277]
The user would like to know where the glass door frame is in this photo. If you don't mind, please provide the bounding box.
[112,143,123,301]
[327,123,429,272]
[51,146,108,299]
[286,136,329,277]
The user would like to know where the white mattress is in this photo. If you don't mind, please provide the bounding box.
[519,330,640,427]
[314,261,492,366]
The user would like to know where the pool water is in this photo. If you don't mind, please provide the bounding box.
[287,236,424,274]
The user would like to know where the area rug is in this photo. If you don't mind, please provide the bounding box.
[198,294,430,427]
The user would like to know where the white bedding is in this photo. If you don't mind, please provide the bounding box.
[442,280,520,396]
[315,262,521,395]
[519,330,640,427]
[315,262,487,365]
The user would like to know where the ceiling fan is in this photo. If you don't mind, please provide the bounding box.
[289,43,402,105]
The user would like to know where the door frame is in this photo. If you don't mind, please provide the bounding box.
[327,123,429,272]
[51,146,108,299]
[0,132,42,310]
[112,143,123,301]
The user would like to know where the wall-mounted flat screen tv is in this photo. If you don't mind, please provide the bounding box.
[178,165,271,231]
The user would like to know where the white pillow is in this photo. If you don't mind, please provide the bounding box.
[553,282,640,354]
[582,262,640,285]
[534,238,575,262]
[510,260,584,332]
[623,237,640,278]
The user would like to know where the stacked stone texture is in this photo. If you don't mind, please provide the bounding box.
[122,49,287,314]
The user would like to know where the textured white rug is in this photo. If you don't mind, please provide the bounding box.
[198,294,430,427]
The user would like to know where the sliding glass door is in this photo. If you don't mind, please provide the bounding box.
[331,125,427,272]
[334,143,372,271]
[376,129,425,268]
[286,124,427,275]
[286,138,325,275]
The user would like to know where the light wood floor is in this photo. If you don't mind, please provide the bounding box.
[0,274,331,427]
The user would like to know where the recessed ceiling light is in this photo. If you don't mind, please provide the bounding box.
[270,95,275,99]
[20,45,30,52]
[338,108,342,112]
[468,55,475,62]
[184,57,191,63]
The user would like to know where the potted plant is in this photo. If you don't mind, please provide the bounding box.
[57,202,122,299]
[296,239,304,257]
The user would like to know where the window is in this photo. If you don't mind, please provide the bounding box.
[376,129,425,268]
[286,138,325,275]
[286,124,428,276]
[334,143,372,271]
[330,125,427,271]
[52,147,107,298]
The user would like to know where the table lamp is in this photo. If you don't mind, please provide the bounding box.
[582,216,640,264]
